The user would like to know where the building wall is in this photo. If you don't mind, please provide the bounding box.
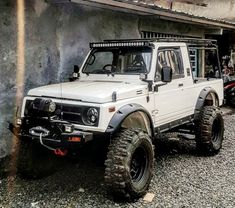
[0,0,140,158]
[0,0,207,158]
[139,17,204,38]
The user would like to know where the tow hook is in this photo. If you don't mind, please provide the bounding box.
[54,148,68,156]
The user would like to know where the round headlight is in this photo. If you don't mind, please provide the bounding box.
[48,101,56,113]
[83,108,99,125]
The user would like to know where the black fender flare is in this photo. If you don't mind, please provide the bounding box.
[105,103,154,137]
[194,87,219,120]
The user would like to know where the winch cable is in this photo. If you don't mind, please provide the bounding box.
[39,133,56,151]
[39,133,67,156]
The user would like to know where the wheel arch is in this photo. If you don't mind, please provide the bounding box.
[194,87,219,120]
[105,104,154,137]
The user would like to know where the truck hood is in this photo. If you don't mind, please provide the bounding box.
[28,81,148,103]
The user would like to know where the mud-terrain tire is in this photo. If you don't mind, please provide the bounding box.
[104,129,154,200]
[17,138,56,179]
[195,106,224,155]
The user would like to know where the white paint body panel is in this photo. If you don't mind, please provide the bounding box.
[28,80,148,103]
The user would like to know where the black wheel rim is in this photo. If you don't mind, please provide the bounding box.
[130,146,148,182]
[212,117,221,142]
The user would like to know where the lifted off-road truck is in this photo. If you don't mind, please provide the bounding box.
[10,38,224,200]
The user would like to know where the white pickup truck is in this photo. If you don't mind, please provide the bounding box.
[10,38,224,200]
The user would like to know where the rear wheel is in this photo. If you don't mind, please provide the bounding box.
[195,106,224,155]
[104,129,154,200]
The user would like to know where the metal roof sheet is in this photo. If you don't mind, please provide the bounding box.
[48,0,235,29]
[115,0,235,28]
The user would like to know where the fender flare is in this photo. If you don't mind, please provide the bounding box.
[194,87,219,120]
[105,103,154,137]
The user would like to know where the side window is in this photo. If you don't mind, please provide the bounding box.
[155,48,184,80]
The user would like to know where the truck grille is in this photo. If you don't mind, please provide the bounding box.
[56,103,83,125]
[24,100,99,126]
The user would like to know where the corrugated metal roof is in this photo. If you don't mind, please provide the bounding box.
[115,0,235,27]
[49,0,235,29]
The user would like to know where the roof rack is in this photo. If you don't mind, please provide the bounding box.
[104,37,217,46]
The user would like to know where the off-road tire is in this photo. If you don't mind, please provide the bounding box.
[104,129,154,200]
[195,106,224,155]
[17,138,56,179]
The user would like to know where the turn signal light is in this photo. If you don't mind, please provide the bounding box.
[109,107,116,113]
[16,118,22,125]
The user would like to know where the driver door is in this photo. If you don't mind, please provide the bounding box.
[153,47,190,127]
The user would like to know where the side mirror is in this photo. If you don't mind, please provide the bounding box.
[161,65,172,83]
[69,65,80,82]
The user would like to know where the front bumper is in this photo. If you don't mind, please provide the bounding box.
[9,117,93,150]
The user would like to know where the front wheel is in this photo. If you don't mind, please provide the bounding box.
[195,106,224,155]
[17,138,56,179]
[104,129,154,200]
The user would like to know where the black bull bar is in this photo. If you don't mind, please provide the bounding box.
[8,118,93,152]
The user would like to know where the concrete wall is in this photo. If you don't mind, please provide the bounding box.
[139,17,204,38]
[0,0,212,158]
[0,0,18,158]
[0,0,140,158]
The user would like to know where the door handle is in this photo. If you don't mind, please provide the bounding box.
[178,83,184,87]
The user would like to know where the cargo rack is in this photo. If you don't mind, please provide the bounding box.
[104,38,217,45]
[90,38,217,49]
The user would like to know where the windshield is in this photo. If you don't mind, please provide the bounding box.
[82,47,152,75]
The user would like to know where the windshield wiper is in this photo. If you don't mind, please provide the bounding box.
[84,69,115,76]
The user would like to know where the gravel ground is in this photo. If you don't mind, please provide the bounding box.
[0,111,235,208]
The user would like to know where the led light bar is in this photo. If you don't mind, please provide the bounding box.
[90,41,150,48]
